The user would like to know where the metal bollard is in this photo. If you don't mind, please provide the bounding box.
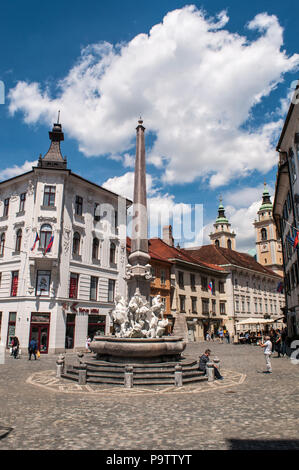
[124,365,134,388]
[56,354,65,378]
[174,364,183,387]
[206,362,215,382]
[78,364,87,385]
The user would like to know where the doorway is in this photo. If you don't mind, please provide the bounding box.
[30,313,50,353]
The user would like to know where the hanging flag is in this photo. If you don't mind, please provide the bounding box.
[31,232,40,251]
[277,281,283,293]
[208,281,213,294]
[294,232,299,249]
[44,235,54,254]
[286,234,295,247]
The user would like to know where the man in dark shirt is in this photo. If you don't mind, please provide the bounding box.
[199,349,223,380]
[28,338,38,360]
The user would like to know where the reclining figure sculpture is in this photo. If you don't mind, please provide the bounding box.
[110,290,169,339]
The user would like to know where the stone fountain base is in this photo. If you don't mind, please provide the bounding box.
[89,336,186,363]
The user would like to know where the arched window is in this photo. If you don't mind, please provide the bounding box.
[261,228,267,241]
[0,233,5,256]
[40,224,52,250]
[215,239,220,247]
[92,238,99,260]
[227,239,232,249]
[15,229,22,253]
[110,242,116,264]
[73,232,81,255]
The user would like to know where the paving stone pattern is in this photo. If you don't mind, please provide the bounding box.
[0,342,298,450]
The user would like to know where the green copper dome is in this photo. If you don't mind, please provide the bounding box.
[259,183,273,211]
[215,198,229,224]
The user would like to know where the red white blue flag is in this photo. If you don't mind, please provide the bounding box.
[208,281,213,293]
[44,235,54,254]
[31,233,40,251]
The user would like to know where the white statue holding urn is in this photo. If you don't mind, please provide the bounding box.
[110,290,169,338]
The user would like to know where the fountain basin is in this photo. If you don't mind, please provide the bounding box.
[89,336,186,363]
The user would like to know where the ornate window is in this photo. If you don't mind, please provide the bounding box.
[43,186,56,206]
[3,198,9,217]
[90,276,98,301]
[19,193,26,212]
[92,238,99,260]
[40,224,52,250]
[0,233,5,256]
[261,228,267,241]
[110,242,116,264]
[73,232,81,255]
[227,239,232,249]
[15,229,22,253]
[75,196,83,216]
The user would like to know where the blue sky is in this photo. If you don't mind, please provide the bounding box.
[0,1,299,251]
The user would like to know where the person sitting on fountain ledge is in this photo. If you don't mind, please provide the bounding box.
[199,349,224,380]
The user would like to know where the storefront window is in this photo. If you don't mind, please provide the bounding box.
[7,312,16,347]
[88,315,106,340]
[65,314,75,349]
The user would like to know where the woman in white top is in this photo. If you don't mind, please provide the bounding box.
[259,336,272,373]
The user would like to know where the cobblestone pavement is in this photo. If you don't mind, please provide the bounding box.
[0,342,298,450]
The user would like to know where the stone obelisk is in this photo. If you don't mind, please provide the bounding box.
[126,119,152,301]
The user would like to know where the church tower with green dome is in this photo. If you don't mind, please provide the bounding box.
[253,183,283,276]
[209,197,236,250]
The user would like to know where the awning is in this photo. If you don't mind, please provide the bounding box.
[236,318,280,326]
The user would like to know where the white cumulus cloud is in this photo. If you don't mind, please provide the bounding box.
[8,6,299,188]
[0,160,38,181]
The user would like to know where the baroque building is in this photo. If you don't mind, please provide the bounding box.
[254,183,283,276]
[0,121,130,353]
[209,198,236,250]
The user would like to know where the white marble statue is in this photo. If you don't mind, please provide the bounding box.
[110,290,169,338]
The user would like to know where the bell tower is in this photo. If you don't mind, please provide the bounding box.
[253,183,283,276]
[209,197,236,250]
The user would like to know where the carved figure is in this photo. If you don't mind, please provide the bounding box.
[109,291,168,339]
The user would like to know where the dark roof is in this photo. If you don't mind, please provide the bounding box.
[183,245,282,278]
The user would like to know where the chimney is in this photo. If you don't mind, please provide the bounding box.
[163,225,174,247]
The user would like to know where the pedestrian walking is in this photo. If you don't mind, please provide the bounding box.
[199,349,224,380]
[28,338,38,360]
[86,336,91,352]
[11,336,20,359]
[219,329,224,343]
[259,335,273,373]
[275,329,282,357]
[225,331,230,344]
[206,331,211,342]
[281,327,287,357]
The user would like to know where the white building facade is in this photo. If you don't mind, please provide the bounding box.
[0,122,130,353]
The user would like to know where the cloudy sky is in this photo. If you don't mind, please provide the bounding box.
[1,0,299,251]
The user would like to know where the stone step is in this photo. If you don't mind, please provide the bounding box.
[84,359,198,370]
[183,375,208,384]
[83,364,200,375]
